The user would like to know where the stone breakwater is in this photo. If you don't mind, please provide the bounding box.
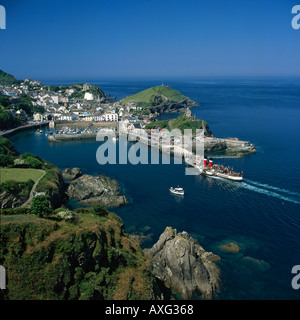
[48,127,256,158]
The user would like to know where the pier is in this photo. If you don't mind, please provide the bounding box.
[0,121,49,138]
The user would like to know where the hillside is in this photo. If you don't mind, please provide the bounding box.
[0,137,65,209]
[119,85,199,113]
[0,208,154,300]
[0,69,20,85]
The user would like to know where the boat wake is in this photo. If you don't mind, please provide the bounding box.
[204,175,300,205]
[241,180,300,205]
[244,179,300,197]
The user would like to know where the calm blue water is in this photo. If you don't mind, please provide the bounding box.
[10,77,300,300]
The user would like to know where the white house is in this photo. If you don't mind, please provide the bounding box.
[103,113,118,122]
[33,113,44,122]
[58,113,78,121]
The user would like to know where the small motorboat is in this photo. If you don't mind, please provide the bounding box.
[169,186,184,195]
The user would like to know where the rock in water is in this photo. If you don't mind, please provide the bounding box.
[219,242,241,253]
[62,167,82,180]
[66,174,126,207]
[144,227,221,299]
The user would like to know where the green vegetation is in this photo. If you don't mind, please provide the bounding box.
[145,114,213,136]
[0,208,153,300]
[0,108,22,130]
[0,179,34,198]
[0,69,20,85]
[91,204,110,217]
[170,114,213,135]
[13,94,44,117]
[0,137,64,209]
[0,168,44,183]
[69,84,105,100]
[0,137,19,156]
[0,137,19,167]
[145,120,170,130]
[49,85,60,92]
[30,195,53,218]
[120,85,194,108]
[0,93,44,130]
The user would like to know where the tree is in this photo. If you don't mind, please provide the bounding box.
[31,195,52,218]
[25,156,43,169]
[0,154,14,167]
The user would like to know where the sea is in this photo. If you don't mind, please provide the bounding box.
[10,77,300,300]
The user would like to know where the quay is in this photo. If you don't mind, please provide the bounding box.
[0,121,49,138]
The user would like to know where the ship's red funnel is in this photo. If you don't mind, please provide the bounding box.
[204,158,207,166]
[209,159,213,167]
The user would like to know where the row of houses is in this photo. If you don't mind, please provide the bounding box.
[33,112,119,122]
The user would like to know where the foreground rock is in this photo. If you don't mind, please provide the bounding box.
[62,167,82,180]
[144,227,221,299]
[66,174,126,207]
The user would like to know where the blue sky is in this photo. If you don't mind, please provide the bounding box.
[0,0,300,80]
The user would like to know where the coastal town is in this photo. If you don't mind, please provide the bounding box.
[0,71,256,159]
[0,74,152,129]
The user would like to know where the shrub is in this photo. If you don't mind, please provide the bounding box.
[91,205,109,217]
[0,154,14,167]
[31,195,53,218]
[24,156,43,169]
[0,180,21,195]
[56,210,78,223]
[21,153,42,161]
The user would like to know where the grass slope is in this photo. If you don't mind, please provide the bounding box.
[120,85,192,108]
[0,168,44,183]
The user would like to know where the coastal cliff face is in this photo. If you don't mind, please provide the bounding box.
[0,210,153,300]
[144,227,221,299]
[34,166,66,209]
[0,191,27,208]
[149,98,198,114]
[66,172,127,207]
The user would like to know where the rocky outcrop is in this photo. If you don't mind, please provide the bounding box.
[149,99,198,114]
[219,242,241,253]
[144,227,220,299]
[66,173,126,207]
[62,167,82,180]
[0,191,27,208]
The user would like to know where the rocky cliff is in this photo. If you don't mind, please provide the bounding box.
[144,227,221,299]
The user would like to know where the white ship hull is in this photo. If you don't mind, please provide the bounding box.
[215,172,243,181]
[170,188,184,195]
[202,169,243,181]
